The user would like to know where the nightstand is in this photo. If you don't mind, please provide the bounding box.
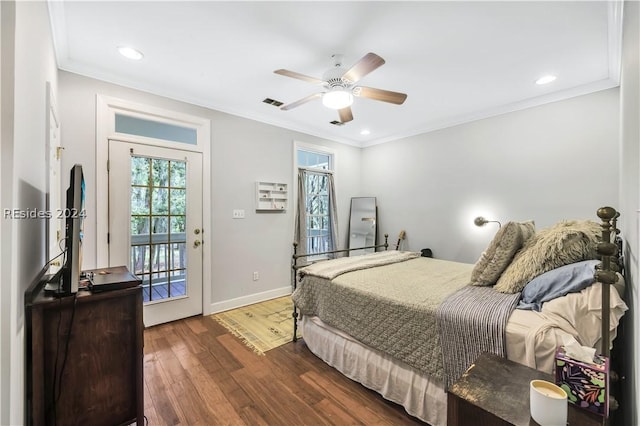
[447,352,603,426]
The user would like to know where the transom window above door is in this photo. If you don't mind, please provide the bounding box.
[115,113,197,145]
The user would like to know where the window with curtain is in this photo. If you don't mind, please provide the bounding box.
[295,147,338,258]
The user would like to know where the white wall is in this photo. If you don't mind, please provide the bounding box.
[57,71,363,311]
[3,3,634,424]
[0,3,13,422]
[0,1,59,424]
[362,88,620,264]
[619,1,639,424]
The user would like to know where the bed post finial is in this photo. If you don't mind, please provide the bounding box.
[597,206,616,239]
[597,206,617,219]
[595,207,618,282]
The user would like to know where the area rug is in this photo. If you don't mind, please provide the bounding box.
[212,295,296,355]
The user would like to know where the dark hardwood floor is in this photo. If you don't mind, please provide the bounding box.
[143,314,427,425]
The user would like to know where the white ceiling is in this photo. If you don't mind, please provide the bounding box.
[48,1,622,147]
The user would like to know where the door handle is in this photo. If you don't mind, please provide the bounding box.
[193,240,202,248]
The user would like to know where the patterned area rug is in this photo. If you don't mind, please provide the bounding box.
[212,296,295,355]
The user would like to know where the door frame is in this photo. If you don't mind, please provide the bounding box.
[46,81,62,269]
[96,95,213,315]
[109,141,204,325]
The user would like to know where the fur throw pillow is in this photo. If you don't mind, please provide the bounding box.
[494,220,602,294]
[470,221,535,286]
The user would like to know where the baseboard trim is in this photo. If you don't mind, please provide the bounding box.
[208,286,291,314]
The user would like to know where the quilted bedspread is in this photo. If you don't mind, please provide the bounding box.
[292,255,473,381]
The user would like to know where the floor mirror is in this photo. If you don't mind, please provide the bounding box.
[348,197,377,256]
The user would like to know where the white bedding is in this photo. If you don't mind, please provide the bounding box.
[508,278,627,372]
[300,315,448,426]
[299,250,419,280]
[299,277,627,426]
[294,257,475,382]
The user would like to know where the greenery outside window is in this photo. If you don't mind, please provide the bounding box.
[295,147,338,258]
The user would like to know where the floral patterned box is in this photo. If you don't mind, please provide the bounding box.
[555,346,609,417]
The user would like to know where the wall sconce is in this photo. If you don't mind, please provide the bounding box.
[474,216,502,228]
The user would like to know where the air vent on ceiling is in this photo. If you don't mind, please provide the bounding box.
[263,98,283,107]
[329,120,345,126]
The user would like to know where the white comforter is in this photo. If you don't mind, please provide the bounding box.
[298,250,419,280]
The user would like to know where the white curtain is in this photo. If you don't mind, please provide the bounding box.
[326,172,339,256]
[294,168,308,260]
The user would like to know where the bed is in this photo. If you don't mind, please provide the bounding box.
[291,207,627,426]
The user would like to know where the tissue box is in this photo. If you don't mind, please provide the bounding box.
[555,346,609,417]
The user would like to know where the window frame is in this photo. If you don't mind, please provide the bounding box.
[293,141,336,260]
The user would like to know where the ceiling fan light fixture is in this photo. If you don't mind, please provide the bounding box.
[322,88,353,110]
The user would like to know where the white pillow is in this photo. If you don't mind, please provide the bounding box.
[541,274,627,350]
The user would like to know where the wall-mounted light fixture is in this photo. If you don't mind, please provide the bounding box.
[474,216,502,228]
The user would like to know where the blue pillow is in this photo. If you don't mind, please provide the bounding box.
[517,260,600,311]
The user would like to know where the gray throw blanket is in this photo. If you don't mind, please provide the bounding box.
[437,285,521,389]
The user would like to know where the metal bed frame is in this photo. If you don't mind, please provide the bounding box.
[290,233,389,342]
[594,206,621,360]
[594,207,624,418]
[289,207,625,418]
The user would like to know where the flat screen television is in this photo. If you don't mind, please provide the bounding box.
[46,164,85,296]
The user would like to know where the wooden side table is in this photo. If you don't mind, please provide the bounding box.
[447,352,603,426]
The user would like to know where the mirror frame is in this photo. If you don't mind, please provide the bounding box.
[347,197,377,256]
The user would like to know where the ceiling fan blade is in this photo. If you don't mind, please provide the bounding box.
[353,86,407,105]
[341,53,385,84]
[281,93,323,110]
[274,69,324,85]
[338,107,353,123]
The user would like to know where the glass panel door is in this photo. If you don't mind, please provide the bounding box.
[130,156,188,302]
[109,140,203,326]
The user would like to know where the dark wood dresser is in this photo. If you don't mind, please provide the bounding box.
[447,352,603,426]
[25,269,144,426]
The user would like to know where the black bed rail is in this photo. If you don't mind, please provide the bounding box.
[290,234,389,342]
[292,233,389,264]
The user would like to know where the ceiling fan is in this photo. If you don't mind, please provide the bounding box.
[273,52,407,124]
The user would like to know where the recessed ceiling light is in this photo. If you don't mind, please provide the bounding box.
[360,129,371,136]
[118,46,144,61]
[535,75,556,85]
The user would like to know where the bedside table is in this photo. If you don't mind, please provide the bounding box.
[447,352,603,426]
